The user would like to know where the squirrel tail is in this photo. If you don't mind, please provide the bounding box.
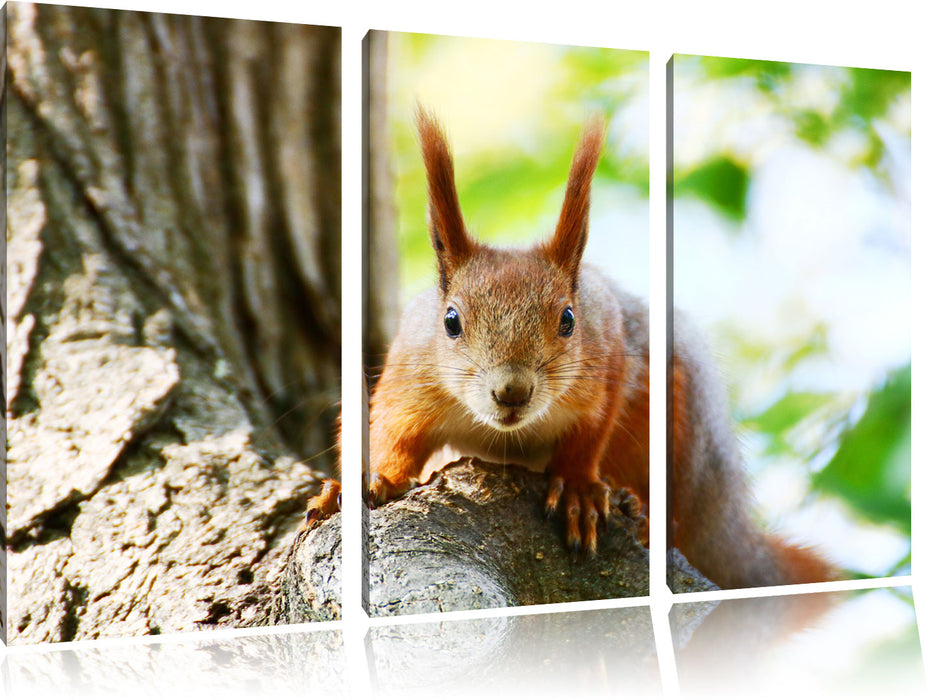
[670,320,837,590]
[766,535,836,585]
[671,488,837,590]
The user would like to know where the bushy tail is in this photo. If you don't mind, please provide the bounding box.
[672,491,837,590]
[670,320,837,590]
[767,535,837,585]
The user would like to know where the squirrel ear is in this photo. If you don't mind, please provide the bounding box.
[545,117,605,283]
[416,106,475,294]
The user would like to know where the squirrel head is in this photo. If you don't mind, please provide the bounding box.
[415,107,606,432]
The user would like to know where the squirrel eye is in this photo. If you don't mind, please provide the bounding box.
[559,306,575,337]
[559,306,575,338]
[443,307,462,338]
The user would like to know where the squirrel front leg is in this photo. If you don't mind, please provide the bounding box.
[303,371,436,528]
[304,478,342,529]
[545,426,613,555]
[546,371,626,555]
[366,378,437,506]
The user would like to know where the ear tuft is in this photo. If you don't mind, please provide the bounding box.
[546,117,606,282]
[416,105,474,293]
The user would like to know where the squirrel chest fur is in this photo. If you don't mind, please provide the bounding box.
[307,107,834,590]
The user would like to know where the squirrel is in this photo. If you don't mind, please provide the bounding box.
[306,107,835,590]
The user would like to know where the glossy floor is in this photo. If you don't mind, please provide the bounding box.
[1,585,925,698]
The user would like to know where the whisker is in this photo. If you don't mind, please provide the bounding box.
[382,361,477,375]
[454,347,485,372]
[293,443,340,467]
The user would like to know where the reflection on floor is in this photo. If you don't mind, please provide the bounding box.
[673,587,924,697]
[1,627,346,699]
[367,606,659,697]
[1,586,925,698]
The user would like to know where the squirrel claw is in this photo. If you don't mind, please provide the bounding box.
[615,489,649,546]
[367,477,384,509]
[368,473,419,508]
[303,479,342,530]
[545,477,564,517]
[546,474,610,557]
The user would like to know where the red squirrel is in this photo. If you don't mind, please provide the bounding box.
[307,107,835,590]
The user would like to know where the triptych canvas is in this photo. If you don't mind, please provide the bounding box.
[2,0,913,664]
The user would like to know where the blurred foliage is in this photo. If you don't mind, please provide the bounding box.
[722,319,831,409]
[388,35,648,298]
[745,391,839,456]
[813,364,911,536]
[740,361,911,569]
[732,320,852,472]
[698,55,792,87]
[676,55,911,579]
[675,156,750,223]
[674,56,910,223]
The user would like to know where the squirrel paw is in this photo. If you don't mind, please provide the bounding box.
[303,478,342,530]
[545,475,611,556]
[368,473,420,508]
[615,489,649,547]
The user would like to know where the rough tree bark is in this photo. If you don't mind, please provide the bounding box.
[273,458,715,621]
[3,3,340,643]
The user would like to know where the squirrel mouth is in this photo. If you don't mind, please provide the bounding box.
[495,410,524,428]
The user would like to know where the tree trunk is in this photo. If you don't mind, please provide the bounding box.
[3,3,340,643]
[363,30,398,379]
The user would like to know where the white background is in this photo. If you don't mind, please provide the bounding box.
[3,0,933,696]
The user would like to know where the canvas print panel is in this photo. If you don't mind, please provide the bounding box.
[668,54,910,590]
[4,3,341,643]
[358,31,658,614]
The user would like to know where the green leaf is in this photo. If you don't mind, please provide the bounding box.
[560,47,648,88]
[812,364,911,533]
[794,109,833,147]
[781,323,830,373]
[885,550,912,578]
[675,156,750,223]
[697,56,792,92]
[747,392,834,435]
[743,391,836,456]
[838,67,911,125]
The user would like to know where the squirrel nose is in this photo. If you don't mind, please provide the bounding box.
[492,382,533,408]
